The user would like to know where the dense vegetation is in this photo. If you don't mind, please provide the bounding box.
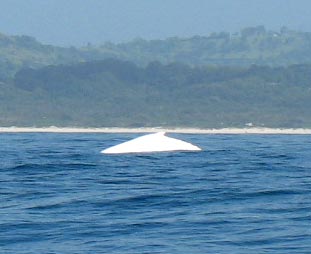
[1,59,311,128]
[2,26,311,80]
[86,26,311,67]
[1,26,311,128]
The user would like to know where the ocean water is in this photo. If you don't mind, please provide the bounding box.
[1,133,311,254]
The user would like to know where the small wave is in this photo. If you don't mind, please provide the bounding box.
[92,192,192,209]
[26,199,89,211]
[244,189,304,197]
[9,163,48,171]
[8,162,97,171]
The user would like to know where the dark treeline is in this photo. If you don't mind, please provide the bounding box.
[1,59,311,128]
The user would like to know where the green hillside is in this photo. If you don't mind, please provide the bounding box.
[0,32,84,81]
[1,59,311,128]
[2,26,311,81]
[2,27,311,128]
[85,26,311,67]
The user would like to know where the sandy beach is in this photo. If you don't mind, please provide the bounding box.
[1,126,311,134]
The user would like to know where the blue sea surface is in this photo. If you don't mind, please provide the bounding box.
[1,133,311,254]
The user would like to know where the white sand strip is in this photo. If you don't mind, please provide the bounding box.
[1,127,311,134]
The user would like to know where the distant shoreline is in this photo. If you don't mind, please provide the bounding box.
[1,127,311,134]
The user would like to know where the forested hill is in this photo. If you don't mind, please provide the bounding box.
[2,27,311,128]
[2,26,311,81]
[1,59,311,128]
[0,33,83,80]
[86,26,311,67]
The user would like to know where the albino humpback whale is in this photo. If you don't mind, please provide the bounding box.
[101,132,201,154]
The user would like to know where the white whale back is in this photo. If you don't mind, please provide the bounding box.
[101,132,201,154]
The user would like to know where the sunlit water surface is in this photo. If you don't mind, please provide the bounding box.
[1,133,311,254]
